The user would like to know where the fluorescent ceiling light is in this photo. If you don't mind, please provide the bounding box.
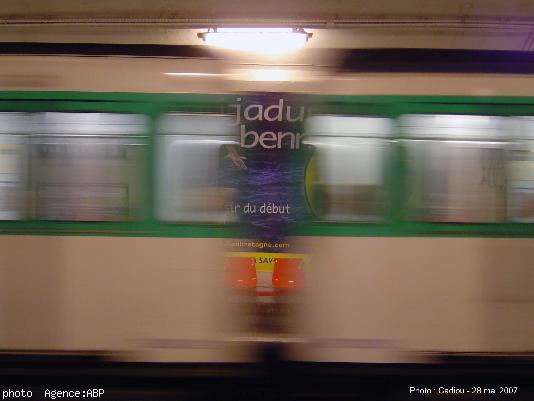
[198,28,311,55]
[244,68,294,81]
[164,72,222,77]
[225,67,319,82]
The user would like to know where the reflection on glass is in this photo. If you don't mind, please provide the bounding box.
[304,115,392,222]
[30,113,148,221]
[0,113,31,220]
[509,117,534,222]
[401,115,508,223]
[156,113,238,223]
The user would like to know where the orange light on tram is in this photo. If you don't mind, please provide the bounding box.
[225,257,257,291]
[272,258,304,291]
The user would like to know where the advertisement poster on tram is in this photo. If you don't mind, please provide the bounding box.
[222,93,313,296]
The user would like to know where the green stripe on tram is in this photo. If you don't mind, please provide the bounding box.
[0,91,532,238]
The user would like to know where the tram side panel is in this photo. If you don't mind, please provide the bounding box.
[297,112,534,362]
[0,111,242,361]
[58,236,234,362]
[297,236,486,362]
[0,236,64,350]
[479,238,534,353]
[299,236,534,361]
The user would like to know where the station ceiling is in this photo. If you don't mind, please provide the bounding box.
[1,1,534,23]
[1,1,534,51]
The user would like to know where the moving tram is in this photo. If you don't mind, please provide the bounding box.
[0,49,533,365]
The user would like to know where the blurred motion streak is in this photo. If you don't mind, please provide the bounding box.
[0,57,532,372]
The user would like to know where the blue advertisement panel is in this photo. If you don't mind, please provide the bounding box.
[223,93,313,295]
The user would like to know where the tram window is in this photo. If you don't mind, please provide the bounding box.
[0,113,31,220]
[401,115,508,223]
[304,115,392,222]
[156,113,238,223]
[508,117,534,222]
[30,113,148,221]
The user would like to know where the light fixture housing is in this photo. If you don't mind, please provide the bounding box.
[197,28,312,55]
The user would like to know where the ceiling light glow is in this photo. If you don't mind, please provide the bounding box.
[164,72,222,77]
[198,28,312,55]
